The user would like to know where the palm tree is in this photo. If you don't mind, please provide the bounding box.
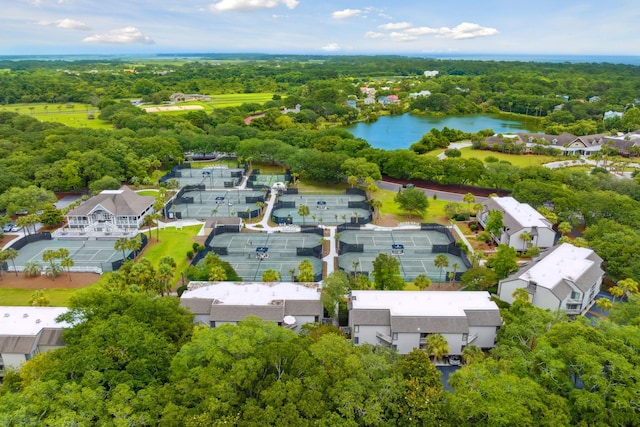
[298,204,310,224]
[60,257,74,281]
[41,249,59,281]
[114,237,129,260]
[352,261,360,278]
[157,262,175,296]
[434,254,449,284]
[369,199,382,222]
[450,263,460,283]
[129,236,143,259]
[426,334,449,363]
[414,274,431,290]
[461,344,485,365]
[152,212,162,242]
[519,231,532,253]
[142,214,156,240]
[2,248,18,276]
[289,268,296,282]
[153,196,166,220]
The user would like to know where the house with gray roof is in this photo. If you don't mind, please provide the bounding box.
[180,281,323,333]
[477,197,557,251]
[0,307,70,375]
[498,243,603,315]
[349,291,502,355]
[66,187,155,231]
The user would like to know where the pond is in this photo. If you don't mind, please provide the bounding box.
[345,113,540,150]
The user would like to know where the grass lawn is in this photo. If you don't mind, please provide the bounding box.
[135,189,160,196]
[139,224,202,284]
[0,284,100,307]
[2,103,112,130]
[297,181,349,194]
[190,159,239,168]
[375,189,449,224]
[252,163,289,174]
[206,93,274,108]
[145,93,274,112]
[458,147,558,166]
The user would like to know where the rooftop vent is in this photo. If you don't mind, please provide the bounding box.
[23,313,29,318]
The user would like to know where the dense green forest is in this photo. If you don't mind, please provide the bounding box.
[0,287,639,426]
[1,56,640,425]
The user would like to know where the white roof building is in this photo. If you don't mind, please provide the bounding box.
[0,307,70,373]
[498,243,604,315]
[478,197,556,251]
[180,282,323,332]
[349,291,502,355]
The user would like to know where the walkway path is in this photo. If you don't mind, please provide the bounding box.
[324,226,337,276]
[451,223,474,254]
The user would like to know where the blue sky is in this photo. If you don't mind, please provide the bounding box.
[3,0,639,56]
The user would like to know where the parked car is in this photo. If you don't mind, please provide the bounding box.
[3,224,14,233]
[10,225,22,232]
[402,183,415,189]
[448,355,462,366]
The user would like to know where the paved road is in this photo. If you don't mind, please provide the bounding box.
[377,181,487,203]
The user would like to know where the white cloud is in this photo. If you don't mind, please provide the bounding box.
[437,22,498,39]
[209,0,299,12]
[378,22,412,30]
[321,43,341,51]
[83,27,154,44]
[56,18,90,30]
[364,31,385,39]
[405,26,438,36]
[37,18,91,31]
[366,21,499,43]
[331,9,361,20]
[389,32,417,42]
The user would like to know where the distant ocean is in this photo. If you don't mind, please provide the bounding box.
[425,53,640,66]
[0,53,639,66]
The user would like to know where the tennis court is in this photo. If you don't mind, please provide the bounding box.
[250,173,289,187]
[204,233,323,282]
[337,229,468,282]
[173,167,244,189]
[171,189,265,219]
[12,238,127,273]
[272,193,371,225]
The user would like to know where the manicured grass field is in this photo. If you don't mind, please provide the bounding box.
[2,103,112,129]
[458,147,558,166]
[374,189,449,223]
[135,189,160,196]
[0,285,99,307]
[140,224,203,284]
[146,93,274,113]
[297,181,349,194]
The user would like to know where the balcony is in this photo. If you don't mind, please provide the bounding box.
[376,331,393,344]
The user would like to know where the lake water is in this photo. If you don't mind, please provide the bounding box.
[345,114,539,150]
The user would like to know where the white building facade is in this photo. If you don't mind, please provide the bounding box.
[498,243,604,315]
[0,307,69,375]
[66,187,155,231]
[477,196,557,251]
[349,291,502,355]
[180,282,323,333]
